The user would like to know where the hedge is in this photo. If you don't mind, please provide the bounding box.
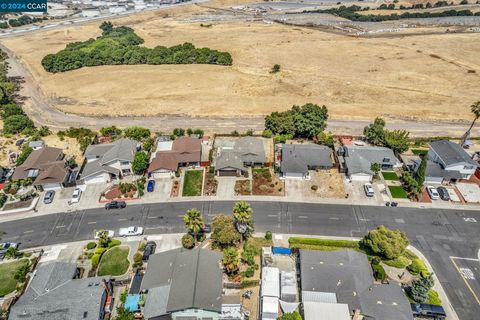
[427,289,442,305]
[91,254,101,268]
[288,237,359,248]
[241,279,259,288]
[107,239,122,248]
[383,255,410,268]
[95,247,107,255]
[407,259,429,277]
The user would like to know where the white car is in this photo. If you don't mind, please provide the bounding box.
[119,226,144,237]
[364,183,375,197]
[427,185,440,200]
[71,188,82,203]
[94,230,114,240]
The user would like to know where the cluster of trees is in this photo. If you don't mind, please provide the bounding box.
[58,127,97,152]
[42,22,233,73]
[264,103,329,139]
[363,117,410,154]
[0,15,45,29]
[321,5,479,21]
[402,155,426,196]
[360,225,409,260]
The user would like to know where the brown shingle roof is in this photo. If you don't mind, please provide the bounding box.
[34,161,68,185]
[12,147,63,180]
[148,152,179,173]
[172,137,201,163]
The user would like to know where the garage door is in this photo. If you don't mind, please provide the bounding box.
[84,175,108,184]
[42,183,62,191]
[350,174,372,182]
[219,170,237,177]
[152,171,173,179]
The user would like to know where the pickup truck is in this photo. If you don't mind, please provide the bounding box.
[411,303,446,320]
[119,226,144,237]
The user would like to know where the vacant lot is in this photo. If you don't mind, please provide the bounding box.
[182,170,203,197]
[0,259,29,296]
[2,0,479,121]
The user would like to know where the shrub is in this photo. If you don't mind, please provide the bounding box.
[372,263,386,281]
[407,258,429,276]
[270,64,281,74]
[3,115,34,134]
[383,255,410,269]
[244,266,255,278]
[289,237,359,248]
[91,254,101,268]
[95,247,107,255]
[182,234,195,249]
[107,239,122,248]
[371,256,381,265]
[265,231,273,241]
[86,242,97,250]
[211,215,241,249]
[262,129,273,138]
[427,289,442,305]
[86,252,95,259]
[133,252,143,268]
[240,279,259,288]
[360,225,409,260]
[311,185,318,191]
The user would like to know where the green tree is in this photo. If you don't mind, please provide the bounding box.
[360,225,409,260]
[14,262,30,282]
[113,307,135,320]
[100,21,114,34]
[173,128,185,137]
[3,114,34,134]
[97,229,110,248]
[402,171,421,195]
[291,103,329,139]
[265,111,295,136]
[182,234,195,249]
[5,246,18,259]
[370,163,381,179]
[363,117,386,146]
[270,64,281,74]
[233,201,254,240]
[16,145,33,166]
[182,208,204,243]
[384,129,410,154]
[222,247,239,275]
[132,152,149,174]
[100,126,122,137]
[317,131,334,148]
[0,103,24,119]
[415,155,427,186]
[409,274,435,303]
[211,214,241,249]
[123,126,150,141]
[193,128,204,137]
[278,311,302,320]
[461,100,480,145]
[143,137,155,152]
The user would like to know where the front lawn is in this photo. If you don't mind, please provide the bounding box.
[252,168,283,196]
[97,246,130,276]
[0,259,29,296]
[388,185,408,199]
[382,171,399,181]
[182,170,203,197]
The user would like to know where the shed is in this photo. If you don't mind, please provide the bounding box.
[261,267,280,298]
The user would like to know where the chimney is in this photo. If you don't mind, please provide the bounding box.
[352,309,362,320]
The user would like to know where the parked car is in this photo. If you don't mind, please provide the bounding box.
[94,230,115,240]
[105,201,126,210]
[119,226,144,237]
[436,187,450,201]
[70,188,82,203]
[142,241,157,261]
[15,139,25,146]
[364,183,375,197]
[426,185,440,200]
[0,242,18,258]
[411,303,446,320]
[147,180,155,192]
[43,190,55,204]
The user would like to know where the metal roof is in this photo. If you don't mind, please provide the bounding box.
[303,301,350,320]
[261,267,280,298]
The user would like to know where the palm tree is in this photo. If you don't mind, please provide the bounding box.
[182,208,204,243]
[222,247,239,275]
[233,201,254,241]
[462,101,480,146]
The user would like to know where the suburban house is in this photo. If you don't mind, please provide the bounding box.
[338,145,401,181]
[299,249,413,320]
[215,136,267,176]
[148,136,202,178]
[80,138,139,184]
[425,140,479,183]
[12,146,70,191]
[280,144,333,180]
[9,261,113,320]
[139,248,225,320]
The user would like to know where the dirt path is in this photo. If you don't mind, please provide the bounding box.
[1,43,477,137]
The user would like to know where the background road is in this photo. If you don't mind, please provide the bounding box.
[1,201,479,319]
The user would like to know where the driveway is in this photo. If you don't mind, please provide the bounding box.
[143,178,172,202]
[285,179,305,201]
[216,177,236,199]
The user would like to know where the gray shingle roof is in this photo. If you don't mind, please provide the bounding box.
[144,285,170,319]
[429,140,478,167]
[343,146,399,175]
[84,138,138,164]
[234,137,266,164]
[9,262,110,320]
[215,150,246,171]
[80,159,120,180]
[140,248,223,317]
[281,144,332,174]
[299,250,413,320]
[426,160,463,179]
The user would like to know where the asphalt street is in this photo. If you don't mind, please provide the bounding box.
[1,201,480,319]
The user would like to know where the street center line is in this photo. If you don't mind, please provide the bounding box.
[56,225,65,228]
[298,216,309,219]
[87,221,97,224]
[118,218,128,221]
[329,217,340,220]
[23,230,34,233]
[267,214,277,217]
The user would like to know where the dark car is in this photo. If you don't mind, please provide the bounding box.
[105,201,127,210]
[147,180,155,192]
[43,190,55,204]
[15,139,25,146]
[436,187,450,201]
[411,303,446,319]
[0,242,18,259]
[142,241,157,261]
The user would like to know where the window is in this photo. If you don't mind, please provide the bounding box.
[464,165,474,170]
[120,161,130,166]
[27,169,39,178]
[122,169,131,175]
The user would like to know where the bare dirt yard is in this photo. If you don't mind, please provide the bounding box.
[1,0,480,122]
[307,169,347,198]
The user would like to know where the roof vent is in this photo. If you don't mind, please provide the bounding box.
[337,280,342,286]
[377,301,382,304]
[392,302,398,306]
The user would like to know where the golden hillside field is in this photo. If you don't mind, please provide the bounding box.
[2,0,480,121]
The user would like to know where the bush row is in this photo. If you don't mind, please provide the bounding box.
[288,237,359,248]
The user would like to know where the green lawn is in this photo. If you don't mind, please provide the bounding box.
[97,247,130,276]
[411,149,428,156]
[182,170,203,196]
[388,186,409,199]
[382,171,399,181]
[0,259,29,296]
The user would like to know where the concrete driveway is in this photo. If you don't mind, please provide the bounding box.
[285,179,305,201]
[143,178,172,202]
[216,177,236,199]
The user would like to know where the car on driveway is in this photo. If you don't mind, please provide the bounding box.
[0,242,18,258]
[105,201,126,210]
[427,185,440,200]
[119,226,144,237]
[147,180,155,192]
[43,190,55,204]
[70,188,82,203]
[142,241,157,261]
[364,183,375,197]
[436,186,450,201]
[94,230,114,239]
